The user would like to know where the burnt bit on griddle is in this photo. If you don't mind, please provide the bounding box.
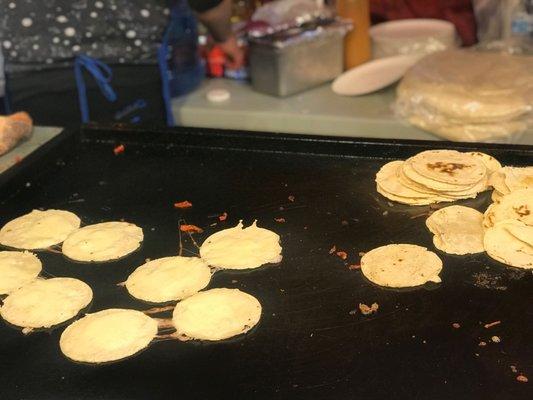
[426,161,472,176]
[452,323,461,329]
[341,220,349,226]
[359,303,379,315]
[179,224,203,234]
[174,200,192,209]
[113,144,125,155]
[218,212,228,221]
[510,365,518,374]
[478,341,487,347]
[288,195,295,202]
[329,245,336,254]
[274,217,286,223]
[516,374,529,383]
[348,264,360,270]
[336,251,348,260]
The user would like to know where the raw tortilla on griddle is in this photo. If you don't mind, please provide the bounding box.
[172,288,261,341]
[0,209,80,250]
[0,251,41,295]
[126,256,212,303]
[199,221,282,270]
[62,221,143,262]
[0,277,92,330]
[60,309,158,363]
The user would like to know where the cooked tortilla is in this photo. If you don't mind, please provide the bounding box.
[484,220,533,269]
[376,161,457,205]
[172,288,261,341]
[361,244,442,288]
[62,222,143,262]
[426,206,484,255]
[0,209,80,250]
[483,189,533,228]
[60,309,158,363]
[0,251,41,295]
[126,256,212,303]
[199,221,282,270]
[407,150,487,186]
[0,277,92,329]
[467,152,502,176]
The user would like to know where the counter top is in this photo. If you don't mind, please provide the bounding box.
[0,126,62,174]
[172,78,533,144]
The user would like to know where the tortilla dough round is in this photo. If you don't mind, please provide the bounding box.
[0,251,42,295]
[361,244,443,288]
[0,209,81,250]
[172,288,262,341]
[126,256,212,303]
[62,222,143,262]
[407,150,487,186]
[199,221,282,270]
[60,309,158,363]
[0,277,93,329]
[484,220,533,269]
[426,205,484,255]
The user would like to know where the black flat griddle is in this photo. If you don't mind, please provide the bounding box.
[0,126,531,400]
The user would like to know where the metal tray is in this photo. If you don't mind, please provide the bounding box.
[0,126,531,400]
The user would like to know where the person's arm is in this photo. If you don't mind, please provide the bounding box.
[187,0,244,69]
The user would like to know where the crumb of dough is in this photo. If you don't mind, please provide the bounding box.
[516,375,528,383]
[478,341,487,347]
[491,335,501,343]
[288,195,295,202]
[359,302,379,315]
[452,323,461,329]
[510,365,518,373]
[329,245,336,254]
[274,218,286,223]
[218,212,228,221]
[348,264,360,270]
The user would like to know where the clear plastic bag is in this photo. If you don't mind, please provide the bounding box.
[395,49,533,143]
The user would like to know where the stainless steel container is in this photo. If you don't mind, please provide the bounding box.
[249,20,350,97]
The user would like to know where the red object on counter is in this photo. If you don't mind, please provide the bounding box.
[207,46,226,77]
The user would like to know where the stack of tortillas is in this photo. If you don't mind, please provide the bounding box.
[396,50,533,142]
[376,150,494,205]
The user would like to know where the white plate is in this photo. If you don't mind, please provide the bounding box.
[332,54,422,96]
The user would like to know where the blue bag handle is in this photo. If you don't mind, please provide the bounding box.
[74,54,117,123]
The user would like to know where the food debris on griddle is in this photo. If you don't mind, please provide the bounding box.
[336,251,347,260]
[174,200,192,209]
[452,323,461,329]
[274,217,286,223]
[516,374,528,383]
[218,212,228,221]
[113,144,125,155]
[359,303,379,315]
[484,320,501,329]
[180,224,203,233]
